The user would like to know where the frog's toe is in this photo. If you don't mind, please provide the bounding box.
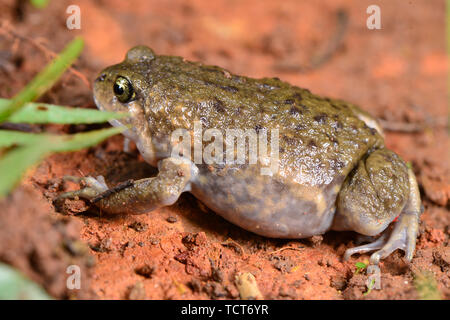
[369,213,418,264]
[58,175,109,201]
[344,233,388,261]
[345,212,418,264]
[354,234,378,245]
[369,239,404,265]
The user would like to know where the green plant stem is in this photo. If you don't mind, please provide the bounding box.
[0,37,84,123]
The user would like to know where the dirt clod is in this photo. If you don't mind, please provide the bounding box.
[166,216,178,223]
[134,264,155,278]
[270,255,296,273]
[89,238,112,253]
[128,221,148,232]
[330,275,348,291]
[432,247,450,272]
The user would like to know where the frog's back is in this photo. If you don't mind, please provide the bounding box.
[141,55,385,238]
[145,55,383,184]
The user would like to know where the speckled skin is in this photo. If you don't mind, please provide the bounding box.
[61,46,422,264]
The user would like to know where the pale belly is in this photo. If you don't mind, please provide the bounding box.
[190,166,342,238]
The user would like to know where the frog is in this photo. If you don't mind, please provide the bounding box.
[59,46,422,265]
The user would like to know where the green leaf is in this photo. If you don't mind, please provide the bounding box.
[49,127,125,152]
[0,127,124,197]
[0,99,126,124]
[354,261,367,274]
[0,37,84,123]
[0,144,50,197]
[0,130,49,148]
[355,262,367,269]
[0,263,52,299]
[30,0,49,9]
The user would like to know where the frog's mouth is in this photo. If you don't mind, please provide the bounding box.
[92,93,139,142]
[93,92,158,167]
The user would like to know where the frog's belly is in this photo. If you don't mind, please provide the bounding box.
[190,169,340,238]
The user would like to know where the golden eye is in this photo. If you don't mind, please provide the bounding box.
[113,76,135,103]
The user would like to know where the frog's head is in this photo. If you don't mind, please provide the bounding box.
[93,46,157,164]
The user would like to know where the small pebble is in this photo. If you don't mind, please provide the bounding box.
[167,216,178,223]
[149,238,160,245]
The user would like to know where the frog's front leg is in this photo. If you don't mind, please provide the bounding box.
[332,148,422,264]
[58,157,193,214]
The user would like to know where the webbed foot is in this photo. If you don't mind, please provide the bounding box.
[334,149,422,264]
[344,211,419,264]
[57,175,109,201]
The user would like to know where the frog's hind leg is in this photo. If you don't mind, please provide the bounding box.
[369,166,421,264]
[343,189,421,264]
[332,148,422,264]
[343,232,389,258]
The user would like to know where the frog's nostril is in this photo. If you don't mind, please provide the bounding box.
[96,73,107,82]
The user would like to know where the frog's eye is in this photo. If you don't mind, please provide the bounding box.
[113,76,135,103]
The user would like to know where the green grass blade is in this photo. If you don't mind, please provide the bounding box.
[0,130,50,148]
[0,144,49,197]
[0,37,84,123]
[0,99,126,124]
[0,126,124,196]
[30,0,50,9]
[50,127,125,152]
[0,263,52,300]
[0,127,124,149]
